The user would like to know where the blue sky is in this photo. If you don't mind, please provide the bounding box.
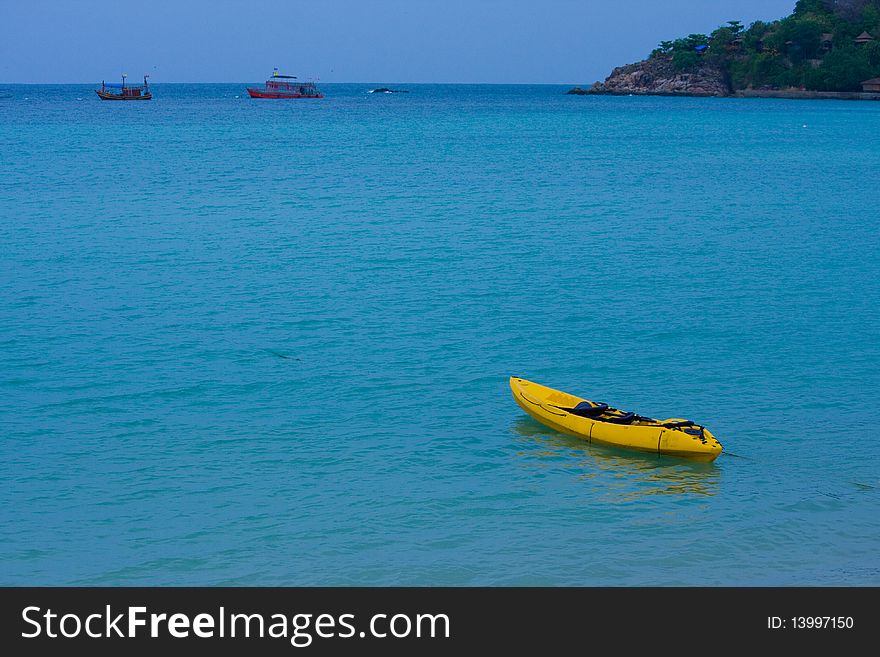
[1,0,796,83]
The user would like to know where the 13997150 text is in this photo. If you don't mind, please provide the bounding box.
[767,616,854,630]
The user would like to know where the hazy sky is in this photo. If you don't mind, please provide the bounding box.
[1,0,797,83]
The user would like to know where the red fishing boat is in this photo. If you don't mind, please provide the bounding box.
[96,74,152,100]
[247,69,323,99]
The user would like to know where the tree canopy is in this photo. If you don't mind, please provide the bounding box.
[648,0,880,91]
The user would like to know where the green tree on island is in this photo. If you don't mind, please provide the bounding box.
[648,0,880,91]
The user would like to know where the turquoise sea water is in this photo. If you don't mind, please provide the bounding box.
[1,84,879,585]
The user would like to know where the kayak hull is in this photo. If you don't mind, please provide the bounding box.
[510,377,722,462]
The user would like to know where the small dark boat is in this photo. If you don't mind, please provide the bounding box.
[369,87,408,94]
[96,74,152,100]
[247,69,323,99]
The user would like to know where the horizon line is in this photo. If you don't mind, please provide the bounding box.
[0,80,596,86]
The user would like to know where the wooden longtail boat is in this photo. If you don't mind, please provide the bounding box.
[96,74,152,101]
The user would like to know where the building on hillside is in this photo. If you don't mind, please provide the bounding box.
[854,31,874,44]
[861,77,880,93]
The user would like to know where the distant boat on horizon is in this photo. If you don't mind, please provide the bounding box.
[368,87,409,94]
[247,69,323,99]
[96,74,152,101]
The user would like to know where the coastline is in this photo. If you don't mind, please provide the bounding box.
[733,89,880,101]
[569,87,880,101]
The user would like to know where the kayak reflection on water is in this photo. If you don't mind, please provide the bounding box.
[510,416,721,500]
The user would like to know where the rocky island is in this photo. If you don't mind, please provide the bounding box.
[589,56,728,96]
[576,0,880,99]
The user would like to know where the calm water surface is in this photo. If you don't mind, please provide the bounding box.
[1,84,878,584]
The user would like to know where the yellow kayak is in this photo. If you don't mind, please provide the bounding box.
[510,377,722,462]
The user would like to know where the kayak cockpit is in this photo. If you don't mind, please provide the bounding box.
[555,402,706,434]
[555,401,647,426]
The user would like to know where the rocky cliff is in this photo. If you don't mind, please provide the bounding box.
[589,54,729,96]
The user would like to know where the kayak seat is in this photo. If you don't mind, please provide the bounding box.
[663,420,701,434]
[603,412,636,425]
[566,401,609,417]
